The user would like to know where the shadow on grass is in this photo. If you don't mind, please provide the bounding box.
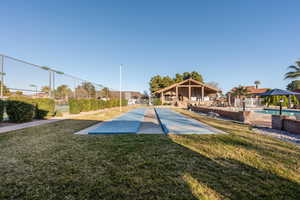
[167,136,300,199]
[0,118,300,200]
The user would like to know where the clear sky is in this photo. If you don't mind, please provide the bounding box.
[1,0,300,93]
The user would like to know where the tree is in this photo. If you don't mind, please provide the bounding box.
[149,75,162,93]
[231,85,249,99]
[174,73,183,83]
[15,91,23,96]
[142,90,149,99]
[149,71,204,93]
[0,81,10,96]
[285,61,300,79]
[206,81,220,89]
[99,87,111,98]
[286,80,300,91]
[41,86,50,93]
[182,72,191,80]
[160,76,174,88]
[55,85,72,100]
[182,71,203,82]
[190,71,203,82]
[75,86,88,98]
[254,80,261,89]
[81,82,96,98]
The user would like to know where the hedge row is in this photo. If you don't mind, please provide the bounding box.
[3,97,55,123]
[69,98,128,114]
[0,100,4,122]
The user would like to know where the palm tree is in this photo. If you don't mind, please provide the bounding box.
[231,85,249,99]
[254,80,261,89]
[285,61,300,79]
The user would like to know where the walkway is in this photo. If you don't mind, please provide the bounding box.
[88,108,147,134]
[0,119,63,134]
[155,108,224,134]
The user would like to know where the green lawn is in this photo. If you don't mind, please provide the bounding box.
[0,107,299,200]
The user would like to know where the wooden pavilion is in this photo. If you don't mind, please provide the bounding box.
[153,78,220,106]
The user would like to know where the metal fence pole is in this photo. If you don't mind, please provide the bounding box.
[0,55,4,98]
[119,64,122,112]
[49,71,52,98]
[52,71,55,99]
[73,79,76,98]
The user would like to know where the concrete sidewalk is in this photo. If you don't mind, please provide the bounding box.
[0,119,63,134]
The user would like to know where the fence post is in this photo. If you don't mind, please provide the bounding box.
[0,55,4,98]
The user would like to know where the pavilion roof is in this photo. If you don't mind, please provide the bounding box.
[153,78,220,94]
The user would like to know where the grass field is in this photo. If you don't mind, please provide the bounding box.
[0,107,299,200]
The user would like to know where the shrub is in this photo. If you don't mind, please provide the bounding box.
[7,97,54,119]
[54,111,63,117]
[69,98,82,114]
[152,98,162,106]
[68,98,128,114]
[90,99,98,111]
[6,100,35,123]
[80,99,91,112]
[122,99,128,106]
[33,98,55,119]
[0,100,4,122]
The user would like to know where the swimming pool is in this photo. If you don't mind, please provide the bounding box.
[255,109,300,116]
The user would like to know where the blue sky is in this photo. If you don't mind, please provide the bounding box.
[1,0,300,93]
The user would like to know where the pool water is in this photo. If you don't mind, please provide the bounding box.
[255,109,300,116]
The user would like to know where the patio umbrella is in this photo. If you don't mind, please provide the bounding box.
[258,89,300,115]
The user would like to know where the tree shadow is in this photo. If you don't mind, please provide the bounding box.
[165,135,300,199]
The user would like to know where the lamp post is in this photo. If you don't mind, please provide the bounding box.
[119,64,123,112]
[29,84,38,97]
[279,98,284,115]
[242,98,246,111]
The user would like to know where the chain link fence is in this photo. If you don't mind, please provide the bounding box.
[0,54,114,113]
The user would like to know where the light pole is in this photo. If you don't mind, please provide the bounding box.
[0,55,5,98]
[119,64,123,112]
[279,98,284,115]
[30,84,38,97]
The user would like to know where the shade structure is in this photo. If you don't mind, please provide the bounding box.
[257,89,300,116]
[257,89,300,97]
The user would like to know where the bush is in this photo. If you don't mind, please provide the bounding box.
[68,98,128,114]
[69,98,81,114]
[80,99,91,112]
[0,100,4,122]
[33,98,55,119]
[7,97,54,119]
[54,111,63,117]
[152,98,162,106]
[6,100,35,123]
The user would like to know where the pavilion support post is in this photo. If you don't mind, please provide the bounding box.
[188,86,191,101]
[161,91,164,104]
[201,86,204,102]
[176,86,178,101]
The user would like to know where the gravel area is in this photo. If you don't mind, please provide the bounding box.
[253,127,300,146]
